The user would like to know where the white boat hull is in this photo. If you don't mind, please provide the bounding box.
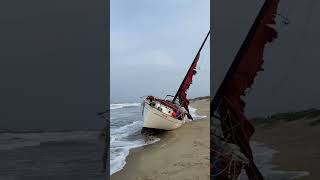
[142,102,184,130]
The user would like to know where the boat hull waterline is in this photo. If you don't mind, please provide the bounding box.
[142,102,186,130]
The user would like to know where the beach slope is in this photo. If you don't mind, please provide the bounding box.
[252,109,320,180]
[111,97,210,180]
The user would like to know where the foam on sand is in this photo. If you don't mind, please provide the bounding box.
[239,141,310,180]
[110,103,205,175]
[189,106,207,120]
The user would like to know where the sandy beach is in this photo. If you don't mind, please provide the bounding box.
[111,97,210,180]
[110,97,320,180]
[252,110,320,180]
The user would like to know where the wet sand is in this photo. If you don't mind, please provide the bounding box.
[111,97,210,180]
[110,97,320,180]
[252,111,320,180]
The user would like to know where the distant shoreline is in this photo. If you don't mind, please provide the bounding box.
[251,108,320,126]
[189,95,210,102]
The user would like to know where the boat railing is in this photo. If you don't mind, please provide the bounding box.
[158,99,179,112]
[144,95,179,114]
[164,95,175,101]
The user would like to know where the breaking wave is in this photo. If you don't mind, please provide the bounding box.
[0,130,99,151]
[110,103,141,110]
[189,106,207,120]
[110,103,206,175]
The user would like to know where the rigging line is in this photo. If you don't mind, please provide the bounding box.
[222,109,261,179]
[172,30,210,103]
[246,161,262,180]
[213,124,223,137]
[237,139,262,180]
[212,149,233,159]
[211,0,275,113]
[222,121,241,134]
[213,113,223,120]
[226,110,239,144]
[226,119,259,180]
[240,1,289,118]
[219,111,255,179]
[228,159,233,177]
[219,98,244,143]
[212,133,226,142]
[269,0,317,99]
[276,0,291,25]
[220,110,231,140]
[221,98,253,157]
[276,13,290,25]
[249,1,290,109]
[212,159,234,177]
[212,114,224,138]
[234,168,238,180]
[233,162,237,180]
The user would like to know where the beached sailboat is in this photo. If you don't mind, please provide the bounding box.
[141,31,210,131]
[211,0,284,179]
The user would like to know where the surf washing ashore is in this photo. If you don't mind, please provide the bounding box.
[110,30,210,178]
[111,96,309,180]
[251,109,320,180]
[110,97,209,179]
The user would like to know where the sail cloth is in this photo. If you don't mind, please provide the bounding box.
[177,54,200,114]
[216,0,280,179]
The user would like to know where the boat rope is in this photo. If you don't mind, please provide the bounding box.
[212,159,234,177]
[212,149,234,159]
[276,13,290,25]
[222,121,241,134]
[213,133,225,141]
[220,103,264,180]
[263,0,317,104]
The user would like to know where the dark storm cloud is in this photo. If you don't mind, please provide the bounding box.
[213,0,320,117]
[0,0,107,128]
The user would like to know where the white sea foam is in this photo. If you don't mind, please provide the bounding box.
[189,106,207,120]
[110,103,205,175]
[110,138,160,175]
[239,141,310,180]
[110,103,141,110]
[110,118,161,175]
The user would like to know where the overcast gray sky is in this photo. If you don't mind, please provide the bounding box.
[110,0,210,103]
[0,0,107,129]
[214,0,320,117]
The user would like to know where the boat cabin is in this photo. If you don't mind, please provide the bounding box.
[145,96,187,120]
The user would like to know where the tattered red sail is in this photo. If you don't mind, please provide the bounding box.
[177,54,200,112]
[215,0,280,179]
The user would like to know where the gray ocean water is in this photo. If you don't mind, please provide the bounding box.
[110,103,147,175]
[0,129,106,180]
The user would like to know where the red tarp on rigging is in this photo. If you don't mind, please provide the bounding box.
[178,54,200,113]
[215,0,280,179]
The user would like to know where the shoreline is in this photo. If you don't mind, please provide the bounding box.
[110,97,320,179]
[111,97,210,180]
[252,111,320,180]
